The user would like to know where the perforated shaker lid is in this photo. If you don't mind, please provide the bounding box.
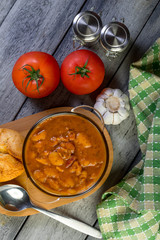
[100,22,130,52]
[73,11,102,43]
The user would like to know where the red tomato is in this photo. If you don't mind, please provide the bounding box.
[12,51,60,98]
[61,50,105,95]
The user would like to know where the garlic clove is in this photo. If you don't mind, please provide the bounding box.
[103,111,114,125]
[119,98,125,108]
[118,106,129,117]
[125,102,130,111]
[94,101,106,115]
[113,89,123,98]
[96,93,107,101]
[112,113,122,125]
[103,88,114,97]
[121,93,129,103]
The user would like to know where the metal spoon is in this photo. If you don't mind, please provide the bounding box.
[0,184,102,239]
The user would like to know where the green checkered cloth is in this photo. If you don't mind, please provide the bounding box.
[97,38,160,240]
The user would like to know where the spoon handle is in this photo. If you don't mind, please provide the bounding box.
[32,205,102,239]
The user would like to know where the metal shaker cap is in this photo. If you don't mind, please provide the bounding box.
[73,11,102,44]
[100,22,130,52]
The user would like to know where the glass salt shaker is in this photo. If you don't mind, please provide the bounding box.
[72,11,102,47]
[100,22,130,58]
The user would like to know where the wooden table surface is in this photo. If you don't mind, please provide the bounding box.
[0,0,160,239]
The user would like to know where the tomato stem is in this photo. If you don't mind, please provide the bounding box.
[21,64,44,93]
[69,60,91,78]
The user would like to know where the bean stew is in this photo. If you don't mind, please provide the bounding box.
[24,114,107,196]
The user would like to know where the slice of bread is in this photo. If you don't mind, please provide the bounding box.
[0,128,24,182]
[0,128,24,161]
[0,153,24,182]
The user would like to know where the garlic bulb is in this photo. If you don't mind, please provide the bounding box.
[94,88,130,125]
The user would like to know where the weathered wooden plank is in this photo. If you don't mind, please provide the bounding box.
[0,0,17,26]
[0,0,86,124]
[0,215,27,240]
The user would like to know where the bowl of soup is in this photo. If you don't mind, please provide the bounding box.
[23,107,113,197]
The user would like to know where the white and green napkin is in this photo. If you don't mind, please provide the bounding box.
[97,38,160,240]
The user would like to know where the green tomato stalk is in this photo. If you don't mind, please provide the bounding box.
[69,60,91,78]
[21,64,44,93]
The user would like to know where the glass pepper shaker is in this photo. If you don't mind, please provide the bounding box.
[73,11,102,46]
[100,22,130,58]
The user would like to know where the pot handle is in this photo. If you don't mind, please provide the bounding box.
[71,105,104,132]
